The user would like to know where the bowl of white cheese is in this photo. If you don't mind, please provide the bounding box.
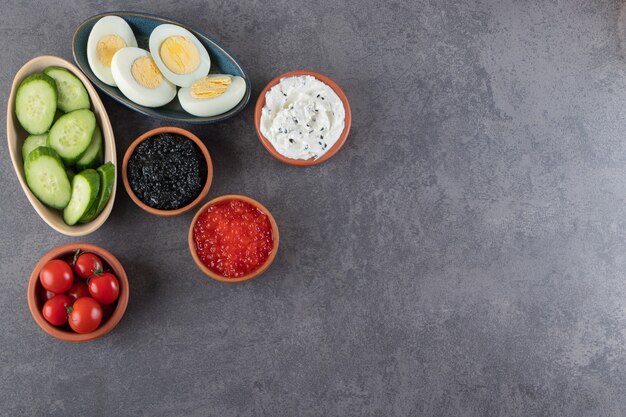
[254,70,351,166]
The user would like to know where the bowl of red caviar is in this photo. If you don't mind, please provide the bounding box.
[188,194,279,283]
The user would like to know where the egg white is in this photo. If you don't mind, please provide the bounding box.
[110,47,177,108]
[149,24,211,87]
[87,16,138,86]
[178,75,246,117]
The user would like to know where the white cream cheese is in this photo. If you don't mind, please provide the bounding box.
[260,75,345,160]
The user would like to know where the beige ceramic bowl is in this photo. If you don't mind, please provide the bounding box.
[6,55,117,236]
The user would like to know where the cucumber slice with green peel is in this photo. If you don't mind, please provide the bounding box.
[95,162,115,214]
[43,67,90,112]
[79,162,115,223]
[75,125,103,171]
[15,73,57,134]
[22,134,48,161]
[47,109,96,165]
[24,146,71,209]
[63,169,100,226]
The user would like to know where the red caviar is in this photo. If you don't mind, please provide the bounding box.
[192,199,274,278]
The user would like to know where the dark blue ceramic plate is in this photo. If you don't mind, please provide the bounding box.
[72,11,251,124]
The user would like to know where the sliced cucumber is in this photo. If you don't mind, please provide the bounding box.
[47,109,96,165]
[15,73,57,134]
[43,67,90,112]
[22,134,48,161]
[75,125,103,171]
[94,162,115,214]
[24,147,71,209]
[79,162,115,223]
[63,169,100,226]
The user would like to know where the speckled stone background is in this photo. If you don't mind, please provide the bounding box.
[2,0,626,415]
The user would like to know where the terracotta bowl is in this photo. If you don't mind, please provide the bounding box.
[27,243,129,342]
[6,55,117,236]
[254,70,352,166]
[188,194,280,283]
[122,126,213,216]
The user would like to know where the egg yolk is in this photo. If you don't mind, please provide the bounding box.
[96,34,127,66]
[159,36,200,75]
[190,76,232,99]
[131,56,164,89]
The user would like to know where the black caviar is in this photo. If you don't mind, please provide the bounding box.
[127,133,207,210]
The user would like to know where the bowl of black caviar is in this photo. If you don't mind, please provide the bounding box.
[122,127,212,216]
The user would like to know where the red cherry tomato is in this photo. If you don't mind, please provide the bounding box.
[88,272,119,305]
[42,295,71,326]
[68,297,102,334]
[74,252,103,279]
[66,282,90,303]
[39,259,74,293]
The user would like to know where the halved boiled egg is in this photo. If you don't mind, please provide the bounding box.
[178,75,246,117]
[149,24,211,87]
[87,16,138,86]
[110,47,177,108]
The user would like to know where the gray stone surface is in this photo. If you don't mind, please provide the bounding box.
[2,0,626,415]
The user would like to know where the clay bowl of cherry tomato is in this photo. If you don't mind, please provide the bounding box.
[27,242,129,342]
